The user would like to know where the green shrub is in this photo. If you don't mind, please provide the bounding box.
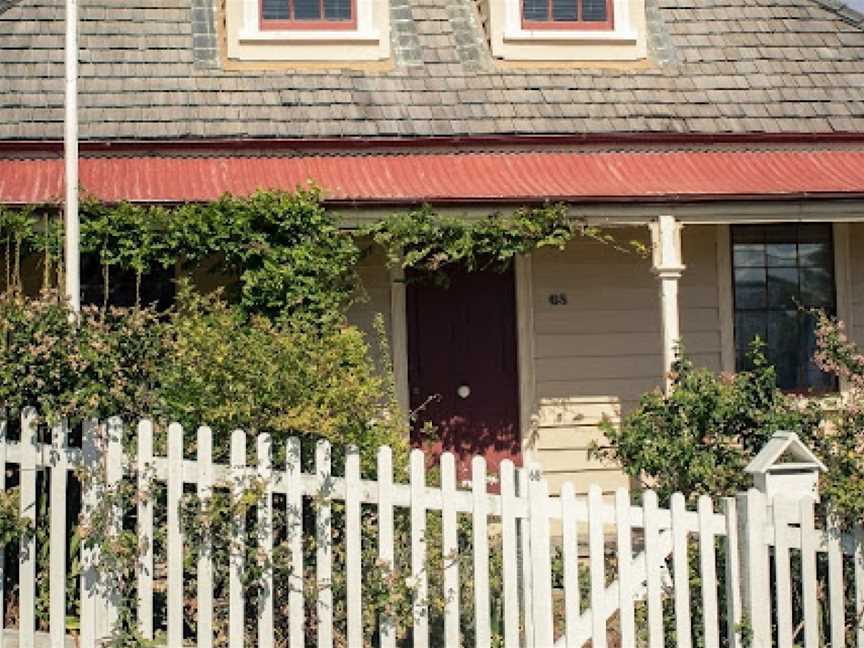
[592,342,823,504]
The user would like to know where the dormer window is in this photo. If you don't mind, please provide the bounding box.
[483,0,646,62]
[260,0,356,30]
[226,0,389,63]
[521,0,614,30]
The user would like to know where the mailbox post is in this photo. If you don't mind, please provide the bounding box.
[744,430,827,502]
[736,431,827,648]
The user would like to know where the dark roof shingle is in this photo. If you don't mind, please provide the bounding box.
[1,0,863,141]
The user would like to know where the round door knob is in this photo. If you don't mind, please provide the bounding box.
[457,385,471,399]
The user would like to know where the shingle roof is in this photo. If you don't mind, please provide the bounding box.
[1,0,863,142]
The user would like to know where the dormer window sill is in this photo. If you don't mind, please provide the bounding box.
[238,28,381,43]
[503,28,638,43]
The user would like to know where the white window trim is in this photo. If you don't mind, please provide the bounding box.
[503,0,638,42]
[238,0,380,42]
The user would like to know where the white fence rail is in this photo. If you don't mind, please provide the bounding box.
[0,407,862,647]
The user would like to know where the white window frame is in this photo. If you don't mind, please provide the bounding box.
[503,0,638,42]
[238,0,380,42]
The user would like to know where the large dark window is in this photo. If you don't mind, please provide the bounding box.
[732,224,836,393]
[522,0,613,28]
[261,0,354,28]
[81,254,175,311]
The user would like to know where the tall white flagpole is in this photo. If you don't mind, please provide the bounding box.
[64,0,80,312]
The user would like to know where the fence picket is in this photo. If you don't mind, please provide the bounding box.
[316,439,333,648]
[738,489,771,648]
[671,493,692,648]
[615,488,635,648]
[106,417,124,631]
[587,486,607,648]
[697,496,719,648]
[440,452,460,648]
[195,426,214,648]
[230,429,246,648]
[472,456,491,648]
[643,490,664,648]
[527,465,553,647]
[799,499,819,648]
[258,433,275,648]
[80,419,100,648]
[518,468,535,648]
[286,437,304,648]
[772,501,793,648]
[410,449,429,648]
[49,420,68,648]
[722,498,742,648]
[827,512,846,648]
[345,445,362,648]
[499,460,519,648]
[19,407,37,647]
[855,525,864,648]
[137,420,155,641]
[561,483,579,648]
[167,423,185,648]
[377,446,396,648]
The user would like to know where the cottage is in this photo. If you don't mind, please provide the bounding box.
[1,0,864,493]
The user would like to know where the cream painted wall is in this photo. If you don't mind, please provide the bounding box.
[346,244,393,367]
[529,225,723,494]
[347,227,726,495]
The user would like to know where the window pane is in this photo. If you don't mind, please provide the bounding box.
[798,242,831,268]
[552,0,578,21]
[735,311,766,353]
[582,0,609,21]
[734,268,766,309]
[523,0,548,20]
[766,310,799,391]
[800,311,835,392]
[732,225,765,244]
[262,0,290,20]
[765,243,796,267]
[766,267,798,308]
[733,243,765,268]
[294,0,321,19]
[800,267,833,308]
[324,0,351,20]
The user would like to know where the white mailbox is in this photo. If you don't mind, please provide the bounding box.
[744,431,827,502]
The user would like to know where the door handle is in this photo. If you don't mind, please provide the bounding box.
[457,385,471,399]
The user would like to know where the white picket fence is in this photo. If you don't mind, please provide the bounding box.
[1,406,863,647]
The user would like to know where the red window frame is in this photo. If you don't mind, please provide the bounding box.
[520,0,614,30]
[259,0,357,31]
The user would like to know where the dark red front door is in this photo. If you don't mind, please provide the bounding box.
[406,267,521,482]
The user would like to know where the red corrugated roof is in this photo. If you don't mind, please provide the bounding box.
[2,149,864,205]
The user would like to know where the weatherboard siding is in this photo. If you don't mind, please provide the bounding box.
[530,225,723,494]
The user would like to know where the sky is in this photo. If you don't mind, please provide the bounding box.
[845,0,864,10]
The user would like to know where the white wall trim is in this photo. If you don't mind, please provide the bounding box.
[514,254,538,465]
[716,224,736,374]
[388,265,410,419]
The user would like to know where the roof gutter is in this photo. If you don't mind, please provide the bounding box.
[4,131,864,155]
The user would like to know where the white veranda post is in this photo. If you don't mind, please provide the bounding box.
[651,215,685,391]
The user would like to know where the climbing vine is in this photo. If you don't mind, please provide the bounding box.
[365,203,647,281]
